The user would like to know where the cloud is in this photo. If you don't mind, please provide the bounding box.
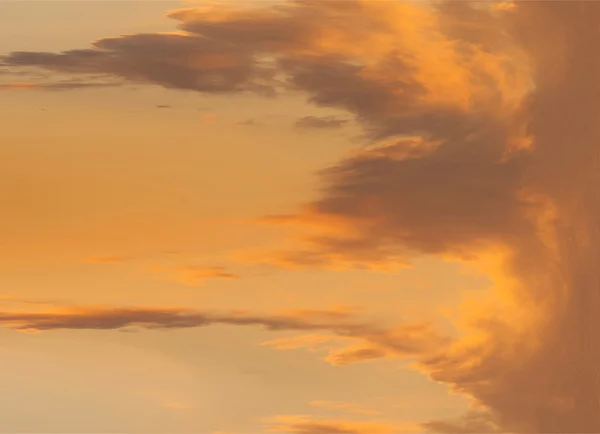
[264,415,420,434]
[0,304,448,368]
[237,208,414,271]
[309,401,381,417]
[0,305,368,333]
[260,331,438,366]
[150,265,239,286]
[420,410,501,434]
[0,81,119,91]
[246,131,536,271]
[1,1,529,111]
[264,321,449,366]
[5,1,600,432]
[294,116,349,130]
[1,29,274,93]
[324,344,389,367]
[1,0,532,270]
[327,322,451,366]
[171,265,239,285]
[261,333,348,351]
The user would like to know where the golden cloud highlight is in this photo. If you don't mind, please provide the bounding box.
[150,265,239,286]
[5,1,600,432]
[264,414,421,434]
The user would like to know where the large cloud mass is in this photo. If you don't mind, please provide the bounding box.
[3,1,600,432]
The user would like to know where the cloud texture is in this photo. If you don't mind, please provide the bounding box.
[4,0,600,432]
[265,414,419,434]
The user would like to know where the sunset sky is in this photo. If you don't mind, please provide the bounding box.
[1,1,599,433]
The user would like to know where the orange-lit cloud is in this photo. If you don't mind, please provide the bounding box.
[149,265,239,286]
[261,333,348,351]
[326,322,451,366]
[309,400,381,416]
[1,1,529,112]
[420,410,501,434]
[261,325,447,367]
[244,128,537,270]
[4,1,600,432]
[264,414,421,434]
[0,304,449,368]
[294,116,349,131]
[324,343,389,367]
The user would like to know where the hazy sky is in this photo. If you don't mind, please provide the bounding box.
[1,1,598,433]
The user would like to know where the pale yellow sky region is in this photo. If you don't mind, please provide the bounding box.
[1,1,600,433]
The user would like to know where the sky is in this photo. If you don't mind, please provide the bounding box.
[0,1,598,433]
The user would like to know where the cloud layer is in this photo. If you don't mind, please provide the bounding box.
[4,1,600,432]
[265,414,419,434]
[0,304,447,370]
[0,305,366,332]
[294,116,349,130]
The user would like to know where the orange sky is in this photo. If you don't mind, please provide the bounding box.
[1,1,599,433]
